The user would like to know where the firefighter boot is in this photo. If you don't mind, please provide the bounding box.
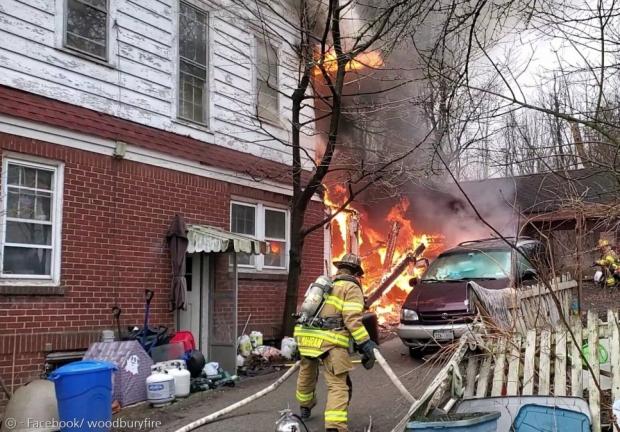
[300,406,311,420]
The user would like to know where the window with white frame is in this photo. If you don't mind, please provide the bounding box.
[178,2,209,124]
[256,38,279,123]
[1,158,63,282]
[64,0,108,60]
[231,202,287,270]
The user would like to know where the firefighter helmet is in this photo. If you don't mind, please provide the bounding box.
[333,253,364,276]
[598,239,610,249]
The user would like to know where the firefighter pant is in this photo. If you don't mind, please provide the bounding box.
[296,347,353,431]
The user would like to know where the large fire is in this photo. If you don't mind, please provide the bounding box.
[313,49,384,76]
[325,185,443,325]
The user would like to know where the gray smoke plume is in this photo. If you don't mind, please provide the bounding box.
[405,178,519,250]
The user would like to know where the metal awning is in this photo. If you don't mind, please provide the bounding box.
[187,224,265,255]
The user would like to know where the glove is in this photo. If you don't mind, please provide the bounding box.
[358,339,378,370]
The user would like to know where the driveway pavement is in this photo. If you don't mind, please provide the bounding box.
[117,337,442,432]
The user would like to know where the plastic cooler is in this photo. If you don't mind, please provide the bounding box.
[49,360,117,432]
[169,331,196,352]
[406,412,500,432]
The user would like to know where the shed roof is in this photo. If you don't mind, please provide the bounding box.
[461,168,618,214]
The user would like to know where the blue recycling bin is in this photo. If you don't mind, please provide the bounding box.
[49,360,117,432]
[512,404,591,431]
[406,412,500,432]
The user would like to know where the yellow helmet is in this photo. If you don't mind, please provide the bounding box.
[598,239,610,248]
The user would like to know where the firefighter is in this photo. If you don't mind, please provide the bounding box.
[596,239,619,287]
[294,254,378,432]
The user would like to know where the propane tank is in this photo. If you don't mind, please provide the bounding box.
[275,409,306,432]
[297,275,332,325]
[166,360,191,398]
[146,365,175,407]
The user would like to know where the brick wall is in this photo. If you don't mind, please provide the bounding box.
[0,132,324,409]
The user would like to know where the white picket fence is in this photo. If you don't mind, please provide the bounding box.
[394,310,620,432]
[468,274,577,333]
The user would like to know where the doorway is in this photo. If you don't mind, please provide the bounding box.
[177,253,210,351]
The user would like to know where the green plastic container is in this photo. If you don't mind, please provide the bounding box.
[581,342,608,365]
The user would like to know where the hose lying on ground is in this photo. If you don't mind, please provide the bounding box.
[172,349,413,432]
[172,361,301,432]
[374,348,416,404]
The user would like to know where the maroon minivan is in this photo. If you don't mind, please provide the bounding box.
[398,237,546,357]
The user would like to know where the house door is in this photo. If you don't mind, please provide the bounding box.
[177,254,209,351]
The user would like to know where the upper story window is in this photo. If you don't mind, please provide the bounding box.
[64,0,108,60]
[178,2,209,124]
[231,201,288,270]
[1,157,64,285]
[256,38,279,124]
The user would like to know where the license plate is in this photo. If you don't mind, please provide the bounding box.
[433,330,454,342]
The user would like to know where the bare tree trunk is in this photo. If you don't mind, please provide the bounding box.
[570,123,591,168]
[282,207,305,335]
[281,50,312,336]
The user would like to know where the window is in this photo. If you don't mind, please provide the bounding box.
[231,202,288,270]
[231,202,256,266]
[256,38,279,123]
[423,250,512,281]
[264,209,286,268]
[178,2,209,124]
[1,157,63,283]
[64,0,108,60]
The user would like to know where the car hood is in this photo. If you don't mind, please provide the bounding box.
[403,278,509,313]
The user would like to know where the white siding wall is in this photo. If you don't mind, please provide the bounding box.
[0,0,316,167]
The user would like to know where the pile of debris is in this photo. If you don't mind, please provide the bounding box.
[237,331,298,376]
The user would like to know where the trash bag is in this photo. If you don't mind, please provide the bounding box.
[280,337,298,360]
[186,350,206,378]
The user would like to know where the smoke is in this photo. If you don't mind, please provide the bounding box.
[405,178,519,251]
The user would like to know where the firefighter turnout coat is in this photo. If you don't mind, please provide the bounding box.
[294,276,370,358]
[597,249,620,286]
[294,276,370,431]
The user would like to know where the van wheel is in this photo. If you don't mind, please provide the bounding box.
[409,347,425,359]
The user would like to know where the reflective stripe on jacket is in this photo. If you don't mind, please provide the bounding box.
[597,252,619,269]
[295,277,370,358]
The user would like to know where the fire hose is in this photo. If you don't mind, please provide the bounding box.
[171,350,415,432]
[172,361,301,432]
[373,348,415,404]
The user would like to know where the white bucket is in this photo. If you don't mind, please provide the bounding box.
[101,330,114,342]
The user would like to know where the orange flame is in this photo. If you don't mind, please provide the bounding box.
[269,242,282,254]
[313,49,384,76]
[324,186,444,325]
